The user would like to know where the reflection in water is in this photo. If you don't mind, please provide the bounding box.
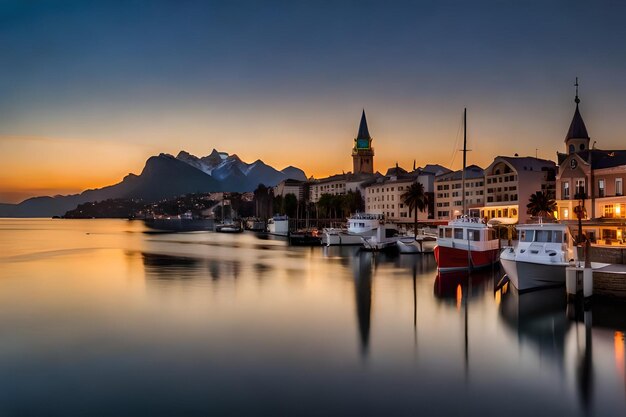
[140,252,244,282]
[499,287,570,367]
[352,251,373,358]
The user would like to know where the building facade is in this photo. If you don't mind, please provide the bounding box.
[434,165,485,220]
[555,89,626,245]
[479,156,556,224]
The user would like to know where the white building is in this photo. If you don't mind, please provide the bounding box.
[434,165,484,220]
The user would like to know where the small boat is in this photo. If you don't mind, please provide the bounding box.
[500,220,608,292]
[215,220,243,233]
[397,228,438,254]
[360,225,402,252]
[288,229,322,246]
[267,215,289,236]
[322,213,397,246]
[245,218,266,231]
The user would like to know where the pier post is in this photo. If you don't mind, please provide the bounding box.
[566,266,581,302]
[583,268,593,300]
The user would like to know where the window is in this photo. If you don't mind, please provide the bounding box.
[536,230,551,242]
[454,228,464,239]
[598,179,605,197]
[575,179,586,198]
[617,178,623,196]
[445,228,452,238]
[521,230,534,242]
[468,230,481,241]
[553,231,563,243]
[569,144,575,154]
[563,181,570,199]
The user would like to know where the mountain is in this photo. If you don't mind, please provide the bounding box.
[0,150,307,217]
[175,150,307,191]
[281,166,307,181]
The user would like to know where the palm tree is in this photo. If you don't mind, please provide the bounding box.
[402,182,429,235]
[526,191,557,219]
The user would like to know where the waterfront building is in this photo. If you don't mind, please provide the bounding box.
[434,165,484,220]
[555,86,626,245]
[363,165,445,223]
[274,179,306,201]
[478,156,556,224]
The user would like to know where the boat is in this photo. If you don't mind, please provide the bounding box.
[500,220,608,292]
[397,228,438,254]
[434,108,500,271]
[267,215,289,236]
[434,216,500,271]
[288,229,322,246]
[321,213,397,246]
[245,218,266,231]
[215,220,243,233]
[360,225,402,252]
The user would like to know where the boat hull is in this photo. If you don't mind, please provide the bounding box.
[500,255,567,293]
[434,245,499,271]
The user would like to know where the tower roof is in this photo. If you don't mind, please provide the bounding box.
[565,79,590,142]
[565,104,590,142]
[357,109,371,140]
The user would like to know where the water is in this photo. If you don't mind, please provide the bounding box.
[0,219,625,416]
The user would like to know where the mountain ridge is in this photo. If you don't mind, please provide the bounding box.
[0,150,307,217]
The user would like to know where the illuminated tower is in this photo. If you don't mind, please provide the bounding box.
[352,110,374,174]
[565,78,591,154]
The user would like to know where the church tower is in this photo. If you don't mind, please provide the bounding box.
[565,78,590,154]
[352,110,374,174]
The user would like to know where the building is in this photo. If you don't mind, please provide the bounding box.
[364,166,438,223]
[479,156,556,224]
[434,165,484,220]
[274,179,306,201]
[352,110,375,174]
[555,86,626,245]
[308,111,378,203]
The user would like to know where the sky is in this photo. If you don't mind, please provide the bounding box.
[2,0,626,203]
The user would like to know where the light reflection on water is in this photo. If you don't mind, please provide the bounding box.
[0,219,625,416]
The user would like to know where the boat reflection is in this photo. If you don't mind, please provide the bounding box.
[433,267,497,303]
[352,250,373,358]
[140,252,243,281]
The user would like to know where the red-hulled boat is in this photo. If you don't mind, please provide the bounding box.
[434,217,500,272]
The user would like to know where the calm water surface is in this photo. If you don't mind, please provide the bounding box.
[1,219,625,416]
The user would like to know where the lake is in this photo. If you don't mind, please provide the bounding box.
[0,219,625,416]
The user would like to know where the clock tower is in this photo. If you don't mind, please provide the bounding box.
[352,109,375,174]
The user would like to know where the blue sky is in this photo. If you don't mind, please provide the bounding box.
[1,0,626,202]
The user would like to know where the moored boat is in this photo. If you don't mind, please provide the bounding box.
[500,220,608,292]
[434,217,500,271]
[321,213,397,246]
[267,215,289,236]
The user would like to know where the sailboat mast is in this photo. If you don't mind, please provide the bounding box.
[461,108,467,217]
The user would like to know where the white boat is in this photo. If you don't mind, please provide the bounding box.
[267,215,289,236]
[361,225,402,251]
[215,220,243,233]
[500,221,608,292]
[322,213,397,246]
[397,228,438,253]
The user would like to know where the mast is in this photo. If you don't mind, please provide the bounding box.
[462,108,467,217]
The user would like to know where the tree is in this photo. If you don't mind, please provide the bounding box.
[401,182,429,234]
[284,193,298,218]
[526,191,557,219]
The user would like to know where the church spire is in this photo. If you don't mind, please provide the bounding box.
[357,109,371,140]
[565,77,589,142]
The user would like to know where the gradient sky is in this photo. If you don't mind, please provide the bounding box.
[2,0,626,203]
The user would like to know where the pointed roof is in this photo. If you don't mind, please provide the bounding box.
[565,79,589,142]
[357,109,371,140]
[565,104,590,141]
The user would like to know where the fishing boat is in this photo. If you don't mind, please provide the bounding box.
[288,229,322,246]
[322,213,397,246]
[500,220,608,292]
[434,108,500,271]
